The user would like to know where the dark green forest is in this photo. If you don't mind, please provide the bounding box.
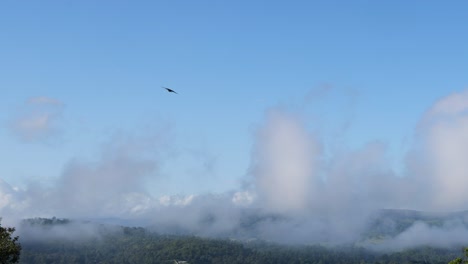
[16,218,466,264]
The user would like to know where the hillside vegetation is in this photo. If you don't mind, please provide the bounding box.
[16,215,467,264]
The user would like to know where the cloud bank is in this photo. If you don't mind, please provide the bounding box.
[3,90,468,249]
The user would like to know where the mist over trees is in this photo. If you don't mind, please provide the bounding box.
[14,217,467,264]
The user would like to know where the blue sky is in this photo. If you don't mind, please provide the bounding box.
[1,1,467,196]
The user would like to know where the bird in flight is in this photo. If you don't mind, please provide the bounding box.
[162,86,178,94]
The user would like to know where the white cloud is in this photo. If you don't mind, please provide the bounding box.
[159,194,196,207]
[0,179,15,209]
[412,89,468,210]
[251,109,321,213]
[3,89,468,249]
[10,96,64,142]
[232,191,255,206]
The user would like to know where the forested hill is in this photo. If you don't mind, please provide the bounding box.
[17,217,465,264]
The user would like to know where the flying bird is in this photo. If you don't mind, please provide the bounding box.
[162,86,178,94]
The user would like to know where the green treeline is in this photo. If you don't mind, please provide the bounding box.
[18,224,463,264]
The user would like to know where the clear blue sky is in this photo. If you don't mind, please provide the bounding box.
[1,1,467,195]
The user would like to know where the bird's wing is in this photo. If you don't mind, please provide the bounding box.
[162,86,178,94]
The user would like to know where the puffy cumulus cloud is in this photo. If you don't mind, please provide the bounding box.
[0,180,34,226]
[53,155,156,217]
[0,179,16,209]
[232,191,255,206]
[49,132,167,217]
[10,96,64,142]
[251,109,321,214]
[423,90,468,119]
[314,142,405,242]
[159,194,195,207]
[413,89,468,211]
[245,92,468,244]
[0,131,172,221]
[246,108,408,243]
[0,128,255,238]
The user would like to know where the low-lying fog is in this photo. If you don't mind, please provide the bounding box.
[3,90,468,251]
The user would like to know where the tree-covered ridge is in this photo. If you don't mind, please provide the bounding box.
[22,217,71,226]
[17,218,464,264]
